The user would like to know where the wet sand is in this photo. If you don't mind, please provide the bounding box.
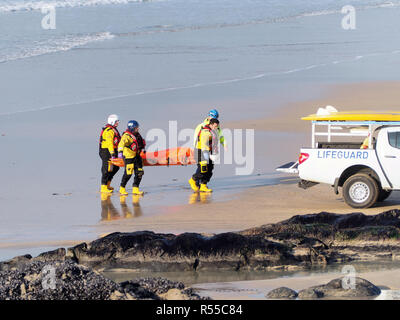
[92,81,400,300]
[225,81,400,133]
[3,81,400,298]
[96,179,400,237]
[96,81,400,236]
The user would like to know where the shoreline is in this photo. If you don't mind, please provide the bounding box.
[193,268,400,300]
[224,81,400,133]
[3,81,400,259]
[2,209,400,300]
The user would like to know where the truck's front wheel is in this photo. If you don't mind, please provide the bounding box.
[342,174,379,208]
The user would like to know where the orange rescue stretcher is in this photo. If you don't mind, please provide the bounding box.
[110,147,196,167]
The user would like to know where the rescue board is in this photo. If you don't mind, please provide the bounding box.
[110,147,196,167]
[302,110,400,122]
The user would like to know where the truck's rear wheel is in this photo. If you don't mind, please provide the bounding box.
[378,189,392,202]
[342,174,379,208]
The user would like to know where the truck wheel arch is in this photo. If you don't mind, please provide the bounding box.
[338,165,380,187]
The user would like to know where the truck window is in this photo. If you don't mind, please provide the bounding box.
[388,132,400,149]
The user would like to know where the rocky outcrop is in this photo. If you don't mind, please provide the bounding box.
[267,277,381,300]
[0,260,205,300]
[242,210,400,241]
[298,277,381,299]
[298,288,324,299]
[240,210,400,265]
[67,231,298,271]
[266,287,298,299]
[1,209,400,298]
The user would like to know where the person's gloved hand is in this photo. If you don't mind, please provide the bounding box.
[118,152,123,159]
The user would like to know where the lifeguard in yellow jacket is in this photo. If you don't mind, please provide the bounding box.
[193,109,226,150]
[189,118,219,193]
[118,120,145,195]
[99,114,121,193]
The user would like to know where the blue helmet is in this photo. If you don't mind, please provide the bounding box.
[127,120,139,132]
[208,109,219,119]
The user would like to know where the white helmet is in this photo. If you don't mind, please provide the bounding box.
[107,114,119,126]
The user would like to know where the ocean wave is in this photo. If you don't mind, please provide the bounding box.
[285,1,400,21]
[0,0,159,13]
[0,32,115,63]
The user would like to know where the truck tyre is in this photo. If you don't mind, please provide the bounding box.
[378,189,392,202]
[342,174,379,208]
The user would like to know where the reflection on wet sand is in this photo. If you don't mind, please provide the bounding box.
[100,194,143,221]
[188,192,212,204]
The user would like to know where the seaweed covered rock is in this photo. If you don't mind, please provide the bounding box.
[120,277,206,300]
[302,277,381,299]
[242,210,400,242]
[67,231,297,271]
[266,287,298,299]
[0,260,206,300]
[240,210,400,265]
[0,260,124,300]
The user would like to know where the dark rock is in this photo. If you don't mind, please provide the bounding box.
[306,277,381,298]
[0,260,206,300]
[68,231,297,271]
[0,254,32,272]
[33,248,66,263]
[240,210,400,265]
[266,287,298,299]
[298,288,324,299]
[0,260,122,300]
[120,277,206,300]
[242,210,400,241]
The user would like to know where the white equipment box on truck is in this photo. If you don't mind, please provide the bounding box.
[277,110,400,208]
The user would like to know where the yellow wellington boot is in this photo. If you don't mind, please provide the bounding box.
[106,181,114,191]
[188,178,199,192]
[101,185,112,193]
[132,187,144,195]
[119,186,129,195]
[199,184,212,193]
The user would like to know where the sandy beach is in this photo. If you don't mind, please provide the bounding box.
[94,80,400,238]
[2,0,400,302]
[2,81,400,259]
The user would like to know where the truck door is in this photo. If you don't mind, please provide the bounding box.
[377,127,400,189]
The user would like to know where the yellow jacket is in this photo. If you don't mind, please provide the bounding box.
[100,125,120,155]
[118,131,138,159]
[196,126,213,151]
[194,118,225,147]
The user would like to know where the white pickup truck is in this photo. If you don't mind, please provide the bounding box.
[278,113,400,208]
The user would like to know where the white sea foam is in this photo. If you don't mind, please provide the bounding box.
[0,0,159,13]
[0,32,115,63]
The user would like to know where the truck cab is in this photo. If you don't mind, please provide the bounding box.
[277,111,400,208]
